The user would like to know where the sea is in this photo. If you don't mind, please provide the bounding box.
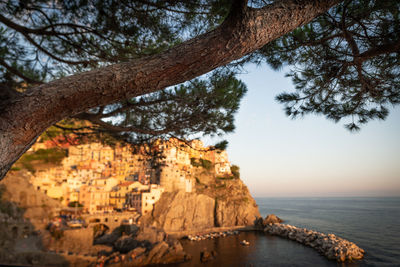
[177,197,400,266]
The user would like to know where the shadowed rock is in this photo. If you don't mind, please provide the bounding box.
[200,249,217,262]
[113,236,140,254]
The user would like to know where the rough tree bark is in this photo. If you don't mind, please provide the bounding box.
[0,0,342,179]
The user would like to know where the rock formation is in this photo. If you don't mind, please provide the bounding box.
[142,191,215,232]
[93,226,190,266]
[215,198,259,227]
[262,214,283,225]
[142,172,260,232]
[0,171,65,266]
[0,171,62,226]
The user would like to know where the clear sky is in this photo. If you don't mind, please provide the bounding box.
[208,64,400,197]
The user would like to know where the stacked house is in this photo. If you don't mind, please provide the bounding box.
[29,137,233,214]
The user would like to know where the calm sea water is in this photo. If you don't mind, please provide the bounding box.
[177,197,400,266]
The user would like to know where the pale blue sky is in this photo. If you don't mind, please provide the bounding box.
[208,64,400,197]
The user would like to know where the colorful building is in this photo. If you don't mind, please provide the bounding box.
[125,184,164,214]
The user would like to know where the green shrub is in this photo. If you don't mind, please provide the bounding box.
[231,165,240,179]
[216,176,234,180]
[17,148,66,173]
[191,158,213,170]
[25,148,66,164]
[200,159,212,170]
[190,158,201,167]
[67,201,83,208]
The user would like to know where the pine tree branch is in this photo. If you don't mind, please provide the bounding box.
[0,13,92,36]
[23,34,95,65]
[0,58,43,85]
[74,112,172,135]
[358,39,400,60]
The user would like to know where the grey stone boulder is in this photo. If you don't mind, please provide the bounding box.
[93,231,120,246]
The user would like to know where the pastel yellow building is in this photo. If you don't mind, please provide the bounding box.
[29,137,234,214]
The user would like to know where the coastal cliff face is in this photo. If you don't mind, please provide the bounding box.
[0,171,65,265]
[215,197,259,227]
[0,171,62,222]
[142,168,260,232]
[145,192,215,232]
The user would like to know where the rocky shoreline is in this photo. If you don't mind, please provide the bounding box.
[186,230,240,241]
[0,217,366,266]
[260,215,365,262]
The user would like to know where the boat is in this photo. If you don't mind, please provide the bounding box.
[240,240,250,246]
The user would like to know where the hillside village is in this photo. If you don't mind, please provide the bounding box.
[1,137,259,267]
[25,138,233,215]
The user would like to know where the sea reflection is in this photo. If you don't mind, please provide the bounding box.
[173,197,400,266]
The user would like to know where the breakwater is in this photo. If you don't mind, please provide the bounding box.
[264,223,365,262]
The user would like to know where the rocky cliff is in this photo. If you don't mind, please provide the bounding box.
[143,192,215,232]
[0,171,66,266]
[142,168,260,232]
[0,171,62,224]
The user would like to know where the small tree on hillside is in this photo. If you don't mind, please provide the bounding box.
[231,165,240,179]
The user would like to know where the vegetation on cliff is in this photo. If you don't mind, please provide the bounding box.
[12,148,66,173]
[190,158,213,170]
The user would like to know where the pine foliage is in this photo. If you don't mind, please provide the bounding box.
[255,0,400,130]
[0,0,398,138]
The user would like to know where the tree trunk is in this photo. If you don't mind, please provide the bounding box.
[0,0,342,179]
